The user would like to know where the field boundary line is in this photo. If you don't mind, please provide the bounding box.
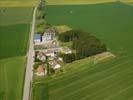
[105,84,133,100]
[80,70,133,100]
[49,60,133,86]
[56,63,133,99]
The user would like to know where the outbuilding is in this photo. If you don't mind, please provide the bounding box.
[42,28,56,42]
[34,33,41,44]
[36,65,45,76]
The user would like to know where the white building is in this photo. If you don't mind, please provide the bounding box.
[45,51,55,57]
[49,60,61,70]
[60,47,72,54]
[42,28,56,42]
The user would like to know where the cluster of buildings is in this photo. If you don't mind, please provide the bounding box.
[34,28,56,43]
[36,50,62,76]
[34,28,73,76]
[34,28,61,76]
[34,28,58,49]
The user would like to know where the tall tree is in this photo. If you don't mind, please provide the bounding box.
[38,0,45,10]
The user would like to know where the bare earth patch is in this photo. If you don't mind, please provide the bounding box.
[93,51,116,63]
[54,25,72,34]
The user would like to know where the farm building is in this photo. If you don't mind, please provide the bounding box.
[38,50,56,58]
[36,65,45,76]
[45,50,56,57]
[37,52,46,61]
[49,60,61,70]
[60,47,72,54]
[34,33,41,44]
[42,28,56,42]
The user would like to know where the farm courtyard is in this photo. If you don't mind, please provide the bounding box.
[32,1,133,100]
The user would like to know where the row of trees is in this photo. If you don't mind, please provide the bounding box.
[58,30,81,42]
[58,30,107,63]
[36,0,51,33]
[59,53,75,63]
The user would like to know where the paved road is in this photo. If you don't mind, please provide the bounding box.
[22,5,37,100]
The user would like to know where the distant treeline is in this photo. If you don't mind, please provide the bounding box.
[58,30,107,63]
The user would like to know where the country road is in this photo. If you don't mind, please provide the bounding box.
[22,5,37,100]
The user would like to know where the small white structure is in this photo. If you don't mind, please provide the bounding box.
[54,64,61,69]
[36,66,45,76]
[49,60,61,70]
[58,57,63,62]
[60,47,72,54]
[45,51,55,57]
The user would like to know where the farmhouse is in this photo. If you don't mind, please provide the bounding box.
[42,28,56,42]
[34,33,41,44]
[49,60,61,69]
[36,65,45,76]
[37,52,46,61]
[45,50,56,57]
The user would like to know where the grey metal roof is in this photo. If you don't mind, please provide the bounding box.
[34,33,41,40]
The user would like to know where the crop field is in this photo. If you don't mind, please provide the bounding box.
[0,4,33,100]
[0,7,33,26]
[46,2,133,56]
[32,2,133,100]
[0,7,32,59]
[46,0,133,5]
[0,57,26,100]
[0,0,37,7]
[0,24,30,59]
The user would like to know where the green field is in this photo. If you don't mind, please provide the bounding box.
[32,2,133,100]
[0,7,33,25]
[0,6,32,100]
[45,2,133,55]
[33,56,133,100]
[45,0,133,5]
[0,57,26,100]
[0,24,30,59]
[0,0,37,7]
[0,7,32,59]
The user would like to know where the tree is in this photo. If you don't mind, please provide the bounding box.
[61,53,75,63]
[38,0,46,11]
[34,51,41,62]
[58,30,80,42]
[36,19,47,33]
[46,56,50,75]
[36,0,47,33]
[36,10,44,19]
[58,29,107,60]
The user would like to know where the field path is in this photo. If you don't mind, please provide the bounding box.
[22,3,37,100]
